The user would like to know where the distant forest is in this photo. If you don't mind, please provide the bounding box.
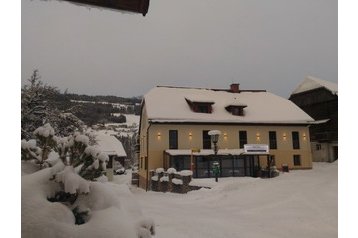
[53,93,142,126]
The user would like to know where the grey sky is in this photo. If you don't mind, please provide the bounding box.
[22,0,337,98]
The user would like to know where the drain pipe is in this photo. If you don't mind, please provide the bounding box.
[145,121,152,192]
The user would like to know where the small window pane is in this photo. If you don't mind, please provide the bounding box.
[293,155,301,166]
[169,130,178,149]
[239,131,247,149]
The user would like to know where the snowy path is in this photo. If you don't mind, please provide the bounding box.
[128,163,337,238]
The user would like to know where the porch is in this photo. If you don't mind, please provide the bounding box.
[164,149,271,178]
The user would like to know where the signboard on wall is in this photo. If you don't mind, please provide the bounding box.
[244,144,269,154]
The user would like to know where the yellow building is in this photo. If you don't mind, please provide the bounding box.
[138,84,315,190]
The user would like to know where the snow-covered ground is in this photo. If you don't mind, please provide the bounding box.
[115,162,337,238]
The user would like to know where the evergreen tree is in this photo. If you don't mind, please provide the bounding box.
[21,70,84,139]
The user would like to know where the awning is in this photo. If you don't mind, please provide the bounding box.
[165,149,246,156]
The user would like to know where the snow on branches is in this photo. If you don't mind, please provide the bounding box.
[21,70,84,140]
[55,166,90,194]
[21,123,108,182]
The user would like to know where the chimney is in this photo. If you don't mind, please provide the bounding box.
[230,83,240,93]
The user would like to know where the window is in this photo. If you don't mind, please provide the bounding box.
[197,105,210,113]
[225,105,246,116]
[239,131,247,148]
[202,130,211,149]
[293,155,301,166]
[292,131,300,149]
[169,130,178,149]
[170,156,191,171]
[269,131,277,149]
[185,99,213,113]
[316,144,321,150]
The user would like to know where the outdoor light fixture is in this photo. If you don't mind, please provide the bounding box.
[208,130,221,155]
[223,132,228,140]
[283,133,287,141]
[208,130,221,183]
[256,132,260,141]
[189,132,193,140]
[157,132,161,140]
[303,133,306,141]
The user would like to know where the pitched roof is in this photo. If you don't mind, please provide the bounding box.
[143,86,314,124]
[291,76,338,95]
[94,131,127,157]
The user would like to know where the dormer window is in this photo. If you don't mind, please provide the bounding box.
[225,105,247,116]
[185,97,214,114]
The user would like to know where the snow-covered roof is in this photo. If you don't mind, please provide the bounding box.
[185,95,215,103]
[94,131,127,157]
[144,86,314,124]
[291,76,338,95]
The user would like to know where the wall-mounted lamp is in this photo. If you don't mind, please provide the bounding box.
[157,132,161,140]
[189,132,193,140]
[256,132,260,142]
[223,132,228,140]
[303,133,306,141]
[283,133,287,141]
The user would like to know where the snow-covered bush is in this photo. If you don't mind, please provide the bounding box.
[155,168,164,174]
[160,176,169,182]
[21,124,57,168]
[172,178,183,185]
[21,124,155,237]
[22,167,155,237]
[21,139,41,161]
[179,170,193,177]
[22,124,108,181]
[167,168,177,174]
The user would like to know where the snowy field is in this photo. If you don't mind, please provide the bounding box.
[116,162,337,238]
[110,114,140,127]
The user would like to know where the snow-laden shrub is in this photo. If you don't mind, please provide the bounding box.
[21,124,155,236]
[172,178,183,185]
[22,168,155,237]
[22,124,108,181]
[21,124,57,168]
[160,176,169,182]
[55,166,90,194]
[21,139,41,161]
[179,170,193,177]
[155,168,164,173]
[167,168,177,174]
[151,175,158,181]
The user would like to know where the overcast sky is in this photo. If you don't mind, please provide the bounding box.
[22,0,337,98]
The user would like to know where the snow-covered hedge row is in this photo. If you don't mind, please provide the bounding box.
[22,167,155,238]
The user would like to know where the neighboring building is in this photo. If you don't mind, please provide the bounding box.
[95,131,127,180]
[138,84,316,190]
[289,76,338,162]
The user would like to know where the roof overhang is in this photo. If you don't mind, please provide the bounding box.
[149,119,315,126]
[308,119,330,124]
[64,0,150,16]
[164,149,267,156]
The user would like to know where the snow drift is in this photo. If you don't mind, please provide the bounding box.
[22,165,155,238]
